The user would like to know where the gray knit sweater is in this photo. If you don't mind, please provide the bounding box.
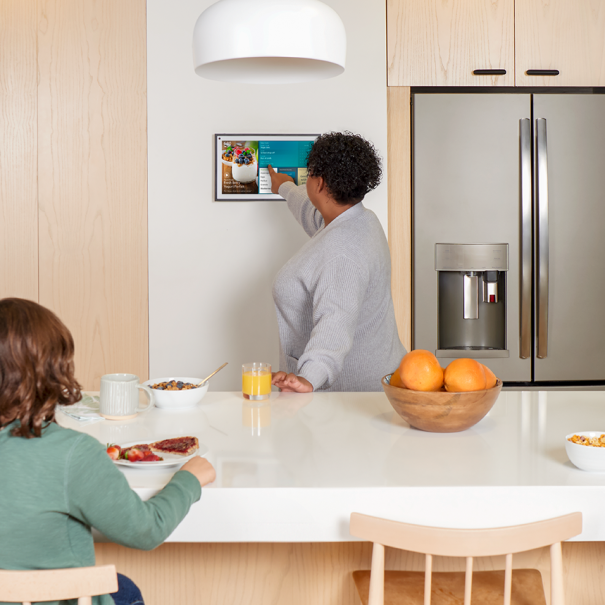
[272,182,406,392]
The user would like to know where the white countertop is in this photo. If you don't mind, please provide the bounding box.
[57,389,605,542]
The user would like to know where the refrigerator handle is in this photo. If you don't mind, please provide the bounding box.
[535,118,549,359]
[519,119,532,359]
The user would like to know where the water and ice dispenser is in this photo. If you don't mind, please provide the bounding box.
[435,244,509,355]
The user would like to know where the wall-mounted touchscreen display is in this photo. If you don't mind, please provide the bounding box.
[215,134,318,201]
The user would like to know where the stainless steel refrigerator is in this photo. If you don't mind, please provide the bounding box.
[413,93,605,385]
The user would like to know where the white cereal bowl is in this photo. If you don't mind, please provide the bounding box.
[565,432,605,472]
[144,377,209,410]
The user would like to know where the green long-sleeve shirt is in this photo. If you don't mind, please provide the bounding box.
[0,419,201,605]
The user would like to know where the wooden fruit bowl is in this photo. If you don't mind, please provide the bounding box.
[381,375,503,433]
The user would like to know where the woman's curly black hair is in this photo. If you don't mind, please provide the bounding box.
[306,131,382,205]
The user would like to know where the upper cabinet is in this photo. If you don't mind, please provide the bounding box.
[387,0,515,86]
[516,0,605,86]
[388,0,605,87]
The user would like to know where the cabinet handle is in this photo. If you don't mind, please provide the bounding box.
[473,69,506,75]
[526,70,560,76]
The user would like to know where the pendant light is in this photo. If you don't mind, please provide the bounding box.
[192,0,346,84]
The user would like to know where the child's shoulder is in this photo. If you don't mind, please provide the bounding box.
[40,422,105,456]
[48,422,102,443]
[1,422,106,471]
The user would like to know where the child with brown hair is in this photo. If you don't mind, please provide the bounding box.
[0,298,216,605]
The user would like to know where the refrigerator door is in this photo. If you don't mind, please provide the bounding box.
[533,95,605,381]
[413,94,532,382]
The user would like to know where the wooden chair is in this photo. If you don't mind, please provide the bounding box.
[350,512,582,605]
[0,565,118,605]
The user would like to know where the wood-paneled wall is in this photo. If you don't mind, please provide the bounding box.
[0,0,148,389]
[0,0,38,301]
[96,541,605,605]
[387,87,411,352]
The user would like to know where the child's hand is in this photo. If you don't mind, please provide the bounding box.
[181,456,216,487]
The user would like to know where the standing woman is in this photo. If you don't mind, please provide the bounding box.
[269,132,406,393]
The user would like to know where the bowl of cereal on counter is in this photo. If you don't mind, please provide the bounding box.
[144,377,209,409]
[565,432,605,472]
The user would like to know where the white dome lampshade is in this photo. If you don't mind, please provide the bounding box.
[193,0,346,84]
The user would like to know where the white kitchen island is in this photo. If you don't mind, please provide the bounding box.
[57,390,605,604]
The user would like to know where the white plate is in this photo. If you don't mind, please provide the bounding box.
[111,440,207,468]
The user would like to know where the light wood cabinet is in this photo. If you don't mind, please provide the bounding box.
[516,0,605,86]
[388,0,605,87]
[387,0,515,87]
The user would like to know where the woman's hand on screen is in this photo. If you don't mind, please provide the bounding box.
[271,371,313,393]
[268,164,295,194]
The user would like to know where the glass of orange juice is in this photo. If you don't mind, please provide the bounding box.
[242,362,271,400]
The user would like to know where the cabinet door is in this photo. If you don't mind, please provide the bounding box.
[387,0,514,86]
[516,0,605,86]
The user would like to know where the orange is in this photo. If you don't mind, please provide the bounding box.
[444,358,487,392]
[389,369,405,388]
[398,349,444,392]
[481,364,498,389]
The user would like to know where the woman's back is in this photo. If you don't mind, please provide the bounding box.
[274,186,406,391]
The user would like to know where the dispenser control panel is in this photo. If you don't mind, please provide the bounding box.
[435,244,508,272]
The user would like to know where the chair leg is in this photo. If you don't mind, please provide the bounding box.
[424,553,432,605]
[504,553,513,605]
[464,557,473,605]
[368,543,385,605]
[550,542,565,605]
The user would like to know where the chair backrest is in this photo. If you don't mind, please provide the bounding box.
[350,512,582,605]
[0,565,118,605]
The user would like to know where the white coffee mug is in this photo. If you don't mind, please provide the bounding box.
[99,373,154,420]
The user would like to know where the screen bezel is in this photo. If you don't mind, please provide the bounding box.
[214,134,318,202]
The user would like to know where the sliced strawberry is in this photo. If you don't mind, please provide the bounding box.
[106,445,121,460]
[141,451,163,462]
[124,447,145,462]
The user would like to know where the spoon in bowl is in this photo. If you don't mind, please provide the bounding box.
[197,362,228,387]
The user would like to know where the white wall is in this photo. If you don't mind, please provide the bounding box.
[147,0,388,390]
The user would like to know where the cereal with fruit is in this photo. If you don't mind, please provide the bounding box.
[568,434,605,447]
[150,380,200,390]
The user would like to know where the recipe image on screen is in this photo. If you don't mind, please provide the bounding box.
[216,135,317,201]
[220,140,260,195]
